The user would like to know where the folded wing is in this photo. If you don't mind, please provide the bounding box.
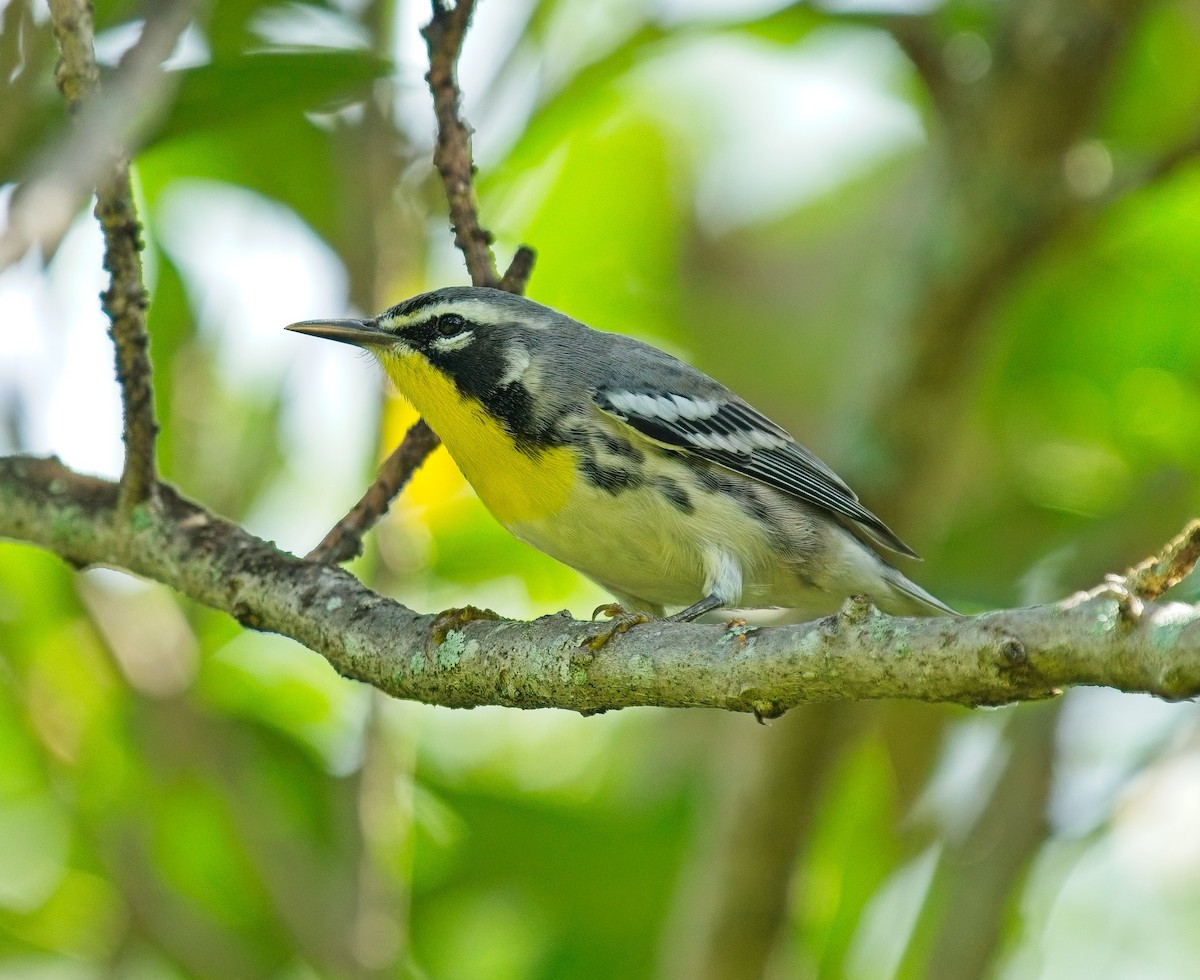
[594,388,918,558]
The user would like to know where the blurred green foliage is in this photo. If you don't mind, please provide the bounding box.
[3,0,1200,977]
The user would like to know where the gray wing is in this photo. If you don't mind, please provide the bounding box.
[594,387,918,558]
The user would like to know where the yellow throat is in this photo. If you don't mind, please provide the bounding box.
[379,349,576,526]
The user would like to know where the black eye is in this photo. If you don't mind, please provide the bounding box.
[436,313,468,337]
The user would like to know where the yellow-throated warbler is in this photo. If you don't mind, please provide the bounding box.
[288,287,954,621]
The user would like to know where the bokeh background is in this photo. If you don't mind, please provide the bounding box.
[4,0,1200,976]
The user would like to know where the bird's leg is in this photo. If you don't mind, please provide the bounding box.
[586,594,724,651]
[665,593,725,623]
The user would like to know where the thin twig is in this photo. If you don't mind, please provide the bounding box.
[49,0,98,109]
[49,0,159,511]
[310,0,539,564]
[96,165,157,510]
[422,0,497,287]
[307,420,440,563]
[498,245,537,294]
[1124,519,1200,601]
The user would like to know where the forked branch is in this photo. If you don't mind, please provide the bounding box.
[310,0,537,564]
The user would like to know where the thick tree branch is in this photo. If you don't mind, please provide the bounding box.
[4,456,1200,714]
[312,0,537,564]
[48,0,159,511]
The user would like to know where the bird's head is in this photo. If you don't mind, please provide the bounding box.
[289,286,569,392]
[287,286,580,443]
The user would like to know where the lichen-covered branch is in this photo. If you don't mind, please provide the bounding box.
[94,163,157,510]
[4,455,1199,714]
[48,0,159,511]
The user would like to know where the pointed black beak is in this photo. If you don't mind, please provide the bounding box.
[285,318,387,347]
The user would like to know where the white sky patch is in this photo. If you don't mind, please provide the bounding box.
[631,27,924,231]
[154,181,379,551]
[1049,687,1194,836]
[156,180,349,391]
[0,212,123,477]
[392,0,538,164]
[92,19,145,66]
[88,16,210,69]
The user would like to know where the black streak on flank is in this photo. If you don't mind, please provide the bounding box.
[599,433,644,463]
[580,456,645,496]
[654,477,694,514]
[695,466,773,526]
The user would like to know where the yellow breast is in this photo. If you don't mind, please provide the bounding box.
[379,351,576,525]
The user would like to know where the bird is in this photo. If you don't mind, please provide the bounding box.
[287,286,954,621]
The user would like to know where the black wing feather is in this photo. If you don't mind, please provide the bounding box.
[595,389,918,558]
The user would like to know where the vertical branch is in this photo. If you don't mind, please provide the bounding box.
[49,0,98,107]
[96,163,157,510]
[660,705,862,980]
[421,0,497,287]
[911,703,1060,979]
[49,0,158,512]
[308,0,537,564]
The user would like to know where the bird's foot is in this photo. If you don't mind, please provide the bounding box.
[431,604,501,644]
[587,603,655,651]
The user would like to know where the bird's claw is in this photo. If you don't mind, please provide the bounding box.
[587,604,654,651]
[431,604,501,644]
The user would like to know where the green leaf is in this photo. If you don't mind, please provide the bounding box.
[149,49,392,147]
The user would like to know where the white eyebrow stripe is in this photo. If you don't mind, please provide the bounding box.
[386,297,520,330]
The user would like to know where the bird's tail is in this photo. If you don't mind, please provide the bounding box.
[880,566,958,617]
